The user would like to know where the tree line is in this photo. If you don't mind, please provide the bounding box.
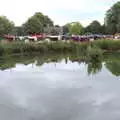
[0,1,120,36]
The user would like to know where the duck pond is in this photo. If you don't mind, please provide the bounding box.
[0,52,120,120]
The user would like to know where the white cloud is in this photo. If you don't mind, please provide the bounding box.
[0,0,118,26]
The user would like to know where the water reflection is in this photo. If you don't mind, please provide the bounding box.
[0,52,120,76]
[105,61,120,76]
[0,53,120,120]
[87,60,102,75]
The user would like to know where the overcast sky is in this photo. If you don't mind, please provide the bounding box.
[0,0,118,26]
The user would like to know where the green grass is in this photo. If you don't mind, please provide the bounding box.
[0,39,120,56]
[92,39,120,51]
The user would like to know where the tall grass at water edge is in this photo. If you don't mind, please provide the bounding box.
[0,39,120,56]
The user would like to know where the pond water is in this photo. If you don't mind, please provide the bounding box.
[0,53,120,120]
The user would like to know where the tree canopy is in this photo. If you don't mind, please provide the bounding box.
[62,24,69,35]
[49,26,61,35]
[105,1,120,34]
[85,20,102,34]
[0,16,14,36]
[11,26,25,36]
[67,22,84,35]
[23,12,53,34]
[1,1,120,36]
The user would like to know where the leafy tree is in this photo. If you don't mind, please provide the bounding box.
[0,16,14,36]
[11,26,25,36]
[49,26,61,35]
[54,25,60,28]
[68,22,84,35]
[101,24,106,34]
[23,12,53,34]
[62,24,69,35]
[85,20,102,34]
[23,18,43,34]
[105,1,120,34]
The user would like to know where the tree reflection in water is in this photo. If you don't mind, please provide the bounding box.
[0,52,119,76]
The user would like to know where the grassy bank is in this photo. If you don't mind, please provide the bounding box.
[0,39,120,56]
